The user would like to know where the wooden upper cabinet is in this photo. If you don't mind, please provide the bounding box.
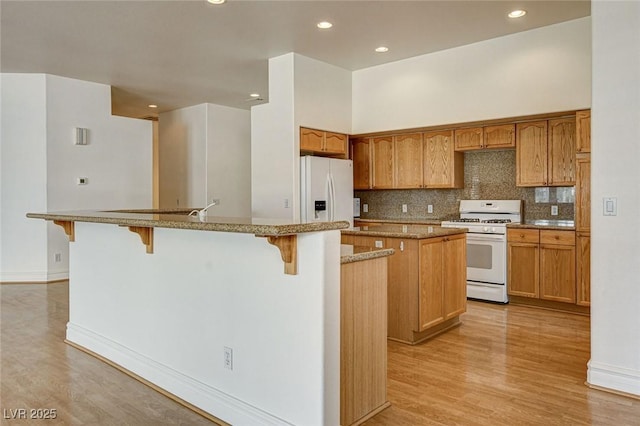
[516,121,548,186]
[394,133,423,189]
[351,138,372,190]
[548,118,576,186]
[575,155,591,233]
[576,110,591,153]
[300,127,347,157]
[300,127,324,152]
[371,136,395,189]
[454,127,483,151]
[484,124,515,149]
[324,132,347,154]
[423,130,463,188]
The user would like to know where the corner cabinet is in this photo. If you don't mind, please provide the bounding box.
[576,110,591,153]
[516,118,575,187]
[300,127,348,157]
[575,110,591,306]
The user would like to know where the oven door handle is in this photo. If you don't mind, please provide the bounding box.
[466,234,506,242]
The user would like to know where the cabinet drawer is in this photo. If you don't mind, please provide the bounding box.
[507,229,539,243]
[540,230,575,246]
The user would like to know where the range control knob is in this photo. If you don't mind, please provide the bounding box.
[483,226,490,232]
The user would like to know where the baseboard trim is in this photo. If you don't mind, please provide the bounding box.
[587,360,640,398]
[66,323,295,426]
[0,270,69,284]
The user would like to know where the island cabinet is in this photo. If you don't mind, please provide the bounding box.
[340,247,391,426]
[341,229,467,345]
[508,229,577,305]
[516,118,575,187]
[300,127,348,157]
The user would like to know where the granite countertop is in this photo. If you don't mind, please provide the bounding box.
[354,218,444,225]
[340,245,395,264]
[508,220,576,231]
[26,210,350,236]
[342,224,467,239]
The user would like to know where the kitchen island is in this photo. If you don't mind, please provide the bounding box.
[27,210,351,426]
[342,224,467,345]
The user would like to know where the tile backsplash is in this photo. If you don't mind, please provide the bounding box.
[355,150,574,222]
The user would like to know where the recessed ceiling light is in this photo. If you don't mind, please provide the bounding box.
[148,104,158,108]
[508,10,527,18]
[207,0,226,4]
[375,46,389,53]
[317,21,333,29]
[249,93,260,98]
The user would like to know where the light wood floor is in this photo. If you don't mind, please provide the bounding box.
[2,282,639,425]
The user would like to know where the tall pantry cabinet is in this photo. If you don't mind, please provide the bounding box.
[575,110,591,306]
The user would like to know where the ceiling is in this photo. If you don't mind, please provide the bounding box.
[1,0,590,119]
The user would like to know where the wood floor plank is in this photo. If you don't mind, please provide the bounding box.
[2,283,639,425]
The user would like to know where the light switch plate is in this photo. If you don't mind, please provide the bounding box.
[603,197,617,216]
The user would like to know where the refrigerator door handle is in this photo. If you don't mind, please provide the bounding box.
[328,173,336,222]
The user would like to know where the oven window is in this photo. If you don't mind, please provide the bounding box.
[467,244,493,269]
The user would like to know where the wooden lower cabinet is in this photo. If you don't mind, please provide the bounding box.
[340,256,389,426]
[576,233,591,306]
[342,233,467,344]
[508,228,580,307]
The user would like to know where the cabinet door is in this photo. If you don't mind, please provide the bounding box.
[507,242,539,298]
[575,154,591,233]
[484,124,515,149]
[371,136,395,189]
[516,121,548,187]
[454,127,483,151]
[443,235,467,320]
[423,130,463,188]
[548,117,576,186]
[300,127,324,152]
[386,238,420,341]
[351,138,372,190]
[576,110,591,153]
[394,133,423,188]
[576,233,591,307]
[324,132,347,155]
[540,244,576,303]
[418,238,444,331]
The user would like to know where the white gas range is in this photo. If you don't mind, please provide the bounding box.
[441,200,522,303]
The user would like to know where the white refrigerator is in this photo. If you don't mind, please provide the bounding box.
[300,156,354,227]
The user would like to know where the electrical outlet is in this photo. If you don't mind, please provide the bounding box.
[76,177,88,185]
[402,204,408,213]
[427,204,433,214]
[551,205,558,216]
[224,347,233,370]
[363,204,369,213]
[284,199,290,208]
[54,253,62,263]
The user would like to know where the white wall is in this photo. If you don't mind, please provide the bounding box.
[251,53,352,220]
[0,74,49,282]
[588,1,640,396]
[159,104,207,208]
[159,103,251,216]
[205,104,251,217]
[352,17,592,133]
[67,223,341,425]
[0,73,152,282]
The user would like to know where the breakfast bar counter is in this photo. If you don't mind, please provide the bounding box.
[27,210,351,426]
